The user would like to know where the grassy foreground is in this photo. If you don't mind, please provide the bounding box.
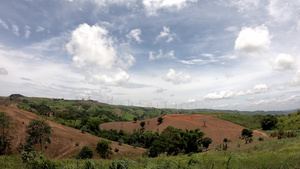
[1,136,300,169]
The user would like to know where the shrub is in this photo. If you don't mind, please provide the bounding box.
[157,117,163,124]
[140,121,145,128]
[78,146,93,159]
[96,140,113,159]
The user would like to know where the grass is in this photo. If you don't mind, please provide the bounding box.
[1,136,300,168]
[201,112,262,130]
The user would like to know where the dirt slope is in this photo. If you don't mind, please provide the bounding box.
[101,114,250,147]
[0,105,145,159]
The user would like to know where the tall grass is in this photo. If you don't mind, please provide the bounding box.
[2,136,299,169]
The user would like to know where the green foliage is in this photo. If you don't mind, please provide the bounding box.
[0,112,13,155]
[78,146,93,159]
[26,119,51,151]
[157,117,163,124]
[261,114,278,130]
[241,129,253,138]
[140,121,145,128]
[96,140,113,159]
[133,117,137,122]
[277,111,300,130]
[201,137,212,150]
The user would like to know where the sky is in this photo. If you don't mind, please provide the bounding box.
[0,0,300,111]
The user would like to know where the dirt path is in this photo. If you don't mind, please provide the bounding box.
[253,129,269,137]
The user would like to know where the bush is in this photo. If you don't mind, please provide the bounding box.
[78,146,93,159]
[261,115,278,130]
[157,117,163,124]
[96,140,113,159]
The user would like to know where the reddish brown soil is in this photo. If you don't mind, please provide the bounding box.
[101,114,251,147]
[0,105,145,159]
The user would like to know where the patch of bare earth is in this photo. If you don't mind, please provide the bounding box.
[0,105,145,159]
[101,114,265,147]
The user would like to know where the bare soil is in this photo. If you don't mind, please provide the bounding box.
[0,105,145,159]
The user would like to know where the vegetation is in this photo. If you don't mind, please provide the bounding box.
[26,119,52,151]
[77,146,93,159]
[261,114,278,130]
[0,112,13,155]
[96,139,113,159]
[1,136,300,168]
[157,117,163,124]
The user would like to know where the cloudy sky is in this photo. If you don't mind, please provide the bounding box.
[1,0,300,111]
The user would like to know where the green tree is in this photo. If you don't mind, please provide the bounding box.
[78,146,93,159]
[26,119,51,151]
[133,117,137,123]
[0,112,13,155]
[140,121,146,128]
[201,137,212,150]
[241,129,253,138]
[157,117,163,124]
[261,115,278,130]
[96,139,113,158]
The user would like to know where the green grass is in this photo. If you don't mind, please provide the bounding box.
[201,112,262,130]
[2,136,300,169]
[277,111,300,130]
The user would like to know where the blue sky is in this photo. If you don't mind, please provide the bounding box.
[1,0,300,111]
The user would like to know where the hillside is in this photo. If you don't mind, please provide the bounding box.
[0,105,146,159]
[101,114,255,147]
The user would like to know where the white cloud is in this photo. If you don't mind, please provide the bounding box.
[291,70,300,85]
[267,0,295,22]
[234,25,271,55]
[36,26,45,32]
[143,0,198,16]
[126,29,142,44]
[66,23,134,86]
[24,26,31,39]
[11,23,19,36]
[252,84,268,93]
[0,67,8,75]
[156,26,174,43]
[0,19,9,30]
[163,68,191,85]
[220,0,260,12]
[273,53,295,71]
[204,90,234,100]
[149,49,175,60]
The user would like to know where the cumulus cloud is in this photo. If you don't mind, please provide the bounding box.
[223,0,260,12]
[252,84,268,93]
[291,70,300,85]
[143,0,198,16]
[156,26,174,43]
[163,68,191,85]
[149,49,175,60]
[66,23,134,86]
[273,53,295,71]
[0,18,9,30]
[24,26,31,39]
[126,29,142,44]
[234,25,271,55]
[0,67,8,75]
[204,90,234,100]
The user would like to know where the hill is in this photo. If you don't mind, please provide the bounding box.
[0,105,145,159]
[100,114,261,147]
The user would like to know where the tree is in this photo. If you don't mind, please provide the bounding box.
[140,121,146,128]
[133,117,137,123]
[157,117,163,124]
[201,137,212,150]
[241,129,253,144]
[0,112,13,155]
[78,146,93,159]
[96,139,113,158]
[241,129,253,138]
[261,115,278,130]
[26,119,51,151]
